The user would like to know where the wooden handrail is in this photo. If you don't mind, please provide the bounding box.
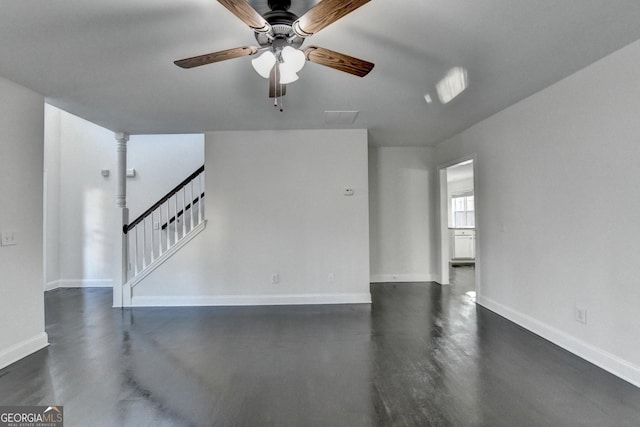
[124,165,204,234]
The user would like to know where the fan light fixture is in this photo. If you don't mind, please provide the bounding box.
[282,46,306,72]
[278,62,299,84]
[251,51,276,78]
[252,46,306,84]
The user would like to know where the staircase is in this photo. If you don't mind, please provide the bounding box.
[123,165,206,291]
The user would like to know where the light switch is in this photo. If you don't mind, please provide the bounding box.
[1,231,17,246]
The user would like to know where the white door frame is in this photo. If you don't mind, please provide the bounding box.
[437,155,479,291]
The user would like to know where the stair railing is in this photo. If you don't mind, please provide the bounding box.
[123,165,205,280]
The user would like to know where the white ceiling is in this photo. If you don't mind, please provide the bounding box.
[2,1,640,146]
[447,161,473,184]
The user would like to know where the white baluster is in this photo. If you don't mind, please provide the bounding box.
[150,212,156,263]
[200,172,205,221]
[142,219,147,269]
[127,232,132,276]
[133,227,139,276]
[158,210,161,256]
[166,201,172,249]
[196,174,202,225]
[182,186,187,237]
[190,181,195,229]
[173,194,179,244]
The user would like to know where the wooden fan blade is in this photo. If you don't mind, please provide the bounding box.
[293,0,370,37]
[304,46,374,77]
[174,46,258,69]
[269,65,286,98]
[217,0,270,32]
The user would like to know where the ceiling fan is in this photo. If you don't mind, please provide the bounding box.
[174,0,374,106]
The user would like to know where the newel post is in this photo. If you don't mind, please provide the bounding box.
[113,132,130,308]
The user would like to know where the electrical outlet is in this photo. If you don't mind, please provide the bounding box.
[271,273,280,284]
[574,305,587,324]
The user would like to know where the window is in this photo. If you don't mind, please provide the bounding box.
[451,194,475,228]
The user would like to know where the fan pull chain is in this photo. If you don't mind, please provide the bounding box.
[273,65,279,108]
[270,64,284,112]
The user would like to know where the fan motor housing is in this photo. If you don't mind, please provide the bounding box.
[268,0,291,12]
[255,6,304,49]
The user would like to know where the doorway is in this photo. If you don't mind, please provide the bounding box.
[438,159,477,295]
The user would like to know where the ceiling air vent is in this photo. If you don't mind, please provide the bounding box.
[324,110,359,125]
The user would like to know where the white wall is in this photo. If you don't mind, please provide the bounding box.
[369,147,438,283]
[127,134,204,221]
[54,107,116,288]
[435,39,640,387]
[44,106,204,289]
[44,105,61,285]
[0,76,48,369]
[133,129,371,306]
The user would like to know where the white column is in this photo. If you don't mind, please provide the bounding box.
[115,132,129,208]
[113,132,130,307]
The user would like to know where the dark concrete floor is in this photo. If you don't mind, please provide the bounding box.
[1,268,639,426]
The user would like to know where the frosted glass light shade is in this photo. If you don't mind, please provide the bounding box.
[251,51,276,78]
[278,62,299,84]
[281,46,306,73]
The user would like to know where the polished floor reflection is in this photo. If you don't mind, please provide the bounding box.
[1,269,639,426]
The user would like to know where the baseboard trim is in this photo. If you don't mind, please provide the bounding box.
[370,274,438,283]
[432,275,446,286]
[46,279,113,290]
[0,332,49,370]
[131,292,372,307]
[45,280,61,291]
[477,295,640,389]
